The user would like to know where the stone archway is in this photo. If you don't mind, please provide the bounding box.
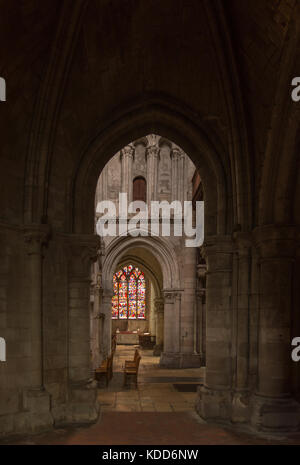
[115,254,163,355]
[100,232,195,368]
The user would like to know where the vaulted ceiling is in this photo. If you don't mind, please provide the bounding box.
[0,0,299,228]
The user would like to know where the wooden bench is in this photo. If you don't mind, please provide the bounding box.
[125,348,139,369]
[95,352,114,386]
[123,354,141,388]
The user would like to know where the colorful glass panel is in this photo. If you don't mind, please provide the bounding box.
[111,265,146,319]
[128,274,137,319]
[137,275,146,319]
[118,278,127,318]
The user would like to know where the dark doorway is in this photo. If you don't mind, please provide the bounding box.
[133,176,146,202]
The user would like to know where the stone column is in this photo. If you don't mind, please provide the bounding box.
[101,165,108,201]
[95,165,108,206]
[91,284,102,369]
[196,289,206,363]
[196,235,234,421]
[22,224,53,431]
[180,246,201,367]
[196,262,207,364]
[98,305,105,361]
[231,232,252,423]
[101,290,114,358]
[251,225,300,431]
[24,224,50,388]
[153,298,164,356]
[121,145,134,202]
[66,234,100,424]
[160,290,181,367]
[178,151,185,204]
[249,245,259,392]
[146,144,159,204]
[171,147,180,201]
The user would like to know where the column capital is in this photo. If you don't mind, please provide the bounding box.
[202,235,233,273]
[154,298,164,313]
[196,263,207,279]
[233,231,253,257]
[133,137,148,148]
[163,289,183,303]
[96,312,105,320]
[170,147,181,159]
[120,145,134,159]
[23,224,50,255]
[102,290,113,304]
[158,137,172,149]
[253,224,298,259]
[202,235,234,257]
[146,144,160,159]
[66,233,100,257]
[93,283,103,296]
[65,233,100,278]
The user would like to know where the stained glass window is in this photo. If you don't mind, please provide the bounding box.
[111,265,146,319]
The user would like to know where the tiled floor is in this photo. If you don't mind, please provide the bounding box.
[97,345,203,413]
[2,345,300,445]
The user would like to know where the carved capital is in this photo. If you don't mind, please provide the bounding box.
[66,234,100,278]
[233,231,253,257]
[163,289,182,303]
[96,312,105,320]
[154,298,164,313]
[202,235,233,273]
[146,144,159,159]
[121,145,134,159]
[158,137,172,149]
[23,224,50,255]
[170,147,181,159]
[133,137,148,148]
[196,263,207,280]
[102,290,113,305]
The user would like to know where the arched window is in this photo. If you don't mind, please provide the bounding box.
[133,177,146,202]
[112,265,146,319]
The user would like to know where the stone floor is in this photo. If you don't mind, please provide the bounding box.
[98,345,203,414]
[2,345,300,445]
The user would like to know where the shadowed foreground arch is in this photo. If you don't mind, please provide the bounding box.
[71,100,232,237]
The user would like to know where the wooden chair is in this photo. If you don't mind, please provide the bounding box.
[125,348,139,368]
[95,352,114,386]
[123,355,141,388]
[111,334,117,353]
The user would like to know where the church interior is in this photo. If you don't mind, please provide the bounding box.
[0,0,300,445]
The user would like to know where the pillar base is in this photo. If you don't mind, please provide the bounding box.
[153,344,163,356]
[13,388,54,434]
[250,394,300,432]
[160,352,202,368]
[160,352,180,368]
[231,390,250,424]
[195,385,232,422]
[53,379,100,426]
